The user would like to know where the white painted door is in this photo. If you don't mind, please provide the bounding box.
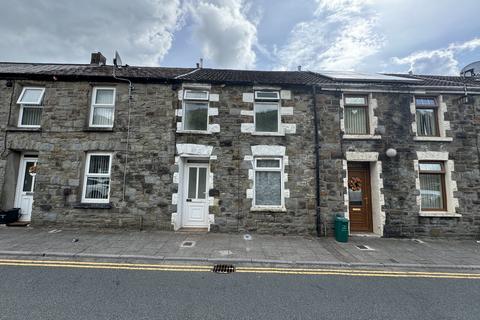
[15,156,38,222]
[182,162,209,228]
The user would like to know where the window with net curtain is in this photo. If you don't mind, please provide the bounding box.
[344,96,368,134]
[83,154,112,203]
[419,162,446,210]
[254,158,282,207]
[17,87,45,127]
[415,97,438,136]
[183,90,209,131]
[90,88,115,127]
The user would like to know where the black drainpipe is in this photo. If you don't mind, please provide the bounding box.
[311,85,322,237]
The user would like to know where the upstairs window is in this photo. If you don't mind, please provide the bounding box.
[254,158,283,207]
[254,91,280,133]
[17,87,45,127]
[82,153,112,203]
[90,88,116,127]
[344,95,368,134]
[415,97,438,136]
[183,89,209,131]
[419,162,446,211]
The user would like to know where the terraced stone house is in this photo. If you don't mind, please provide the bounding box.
[1,53,479,238]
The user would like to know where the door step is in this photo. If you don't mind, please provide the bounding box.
[6,221,30,227]
[177,227,208,233]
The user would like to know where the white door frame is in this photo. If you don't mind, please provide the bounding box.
[180,158,210,228]
[14,154,38,222]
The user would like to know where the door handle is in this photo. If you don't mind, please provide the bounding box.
[186,199,192,202]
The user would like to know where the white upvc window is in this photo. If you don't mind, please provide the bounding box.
[182,89,209,131]
[82,153,112,203]
[17,87,45,128]
[89,87,116,127]
[254,91,280,133]
[344,95,369,134]
[253,157,284,208]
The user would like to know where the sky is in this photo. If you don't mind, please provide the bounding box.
[0,0,479,75]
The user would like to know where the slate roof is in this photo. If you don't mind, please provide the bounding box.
[1,62,479,88]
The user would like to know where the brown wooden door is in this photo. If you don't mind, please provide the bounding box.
[348,163,373,232]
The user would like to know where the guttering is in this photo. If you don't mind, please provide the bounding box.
[311,84,322,237]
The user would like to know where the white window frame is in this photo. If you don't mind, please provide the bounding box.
[253,157,284,208]
[254,91,281,134]
[254,91,280,100]
[89,87,116,128]
[82,153,113,204]
[343,94,369,135]
[17,87,45,128]
[181,89,210,132]
[184,89,209,101]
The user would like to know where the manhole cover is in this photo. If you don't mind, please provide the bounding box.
[212,264,235,274]
[355,244,374,251]
[181,241,196,248]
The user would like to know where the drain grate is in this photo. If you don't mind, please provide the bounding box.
[212,264,236,274]
[181,241,196,248]
[356,244,374,251]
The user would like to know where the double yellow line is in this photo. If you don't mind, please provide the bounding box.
[1,258,479,279]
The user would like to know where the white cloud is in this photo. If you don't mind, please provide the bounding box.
[392,38,480,75]
[276,0,384,71]
[187,0,257,69]
[0,0,183,66]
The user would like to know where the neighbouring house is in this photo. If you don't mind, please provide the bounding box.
[1,52,479,238]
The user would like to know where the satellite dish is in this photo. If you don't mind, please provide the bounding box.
[460,61,480,78]
[113,51,123,68]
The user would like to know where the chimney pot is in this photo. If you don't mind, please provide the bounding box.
[91,52,107,66]
[298,65,302,71]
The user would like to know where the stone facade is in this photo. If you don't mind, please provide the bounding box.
[1,68,480,238]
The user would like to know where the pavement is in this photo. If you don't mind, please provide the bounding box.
[1,226,480,270]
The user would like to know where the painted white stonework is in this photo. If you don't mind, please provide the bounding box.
[242,93,254,103]
[415,151,460,217]
[343,152,385,236]
[246,145,289,211]
[209,94,219,102]
[282,123,297,134]
[281,107,294,115]
[411,95,451,141]
[176,144,213,157]
[240,110,254,116]
[341,93,380,139]
[208,108,219,116]
[280,90,291,100]
[346,151,378,162]
[241,123,255,133]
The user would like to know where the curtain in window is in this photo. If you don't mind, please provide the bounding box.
[89,155,110,174]
[255,171,281,206]
[85,177,110,199]
[345,107,367,134]
[416,109,437,136]
[95,89,114,104]
[184,102,208,130]
[21,106,42,126]
[420,173,444,209]
[255,103,278,132]
[92,107,114,126]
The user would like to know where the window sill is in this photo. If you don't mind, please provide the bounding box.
[7,127,42,132]
[342,134,381,140]
[83,127,114,132]
[251,132,285,137]
[73,203,112,209]
[250,206,286,213]
[176,130,213,135]
[413,136,453,142]
[419,211,461,218]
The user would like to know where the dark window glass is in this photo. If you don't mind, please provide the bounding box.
[184,102,208,131]
[255,103,279,132]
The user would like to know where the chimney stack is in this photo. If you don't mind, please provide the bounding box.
[90,52,107,66]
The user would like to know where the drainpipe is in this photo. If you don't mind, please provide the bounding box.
[311,85,322,237]
[1,80,15,158]
[112,67,134,202]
